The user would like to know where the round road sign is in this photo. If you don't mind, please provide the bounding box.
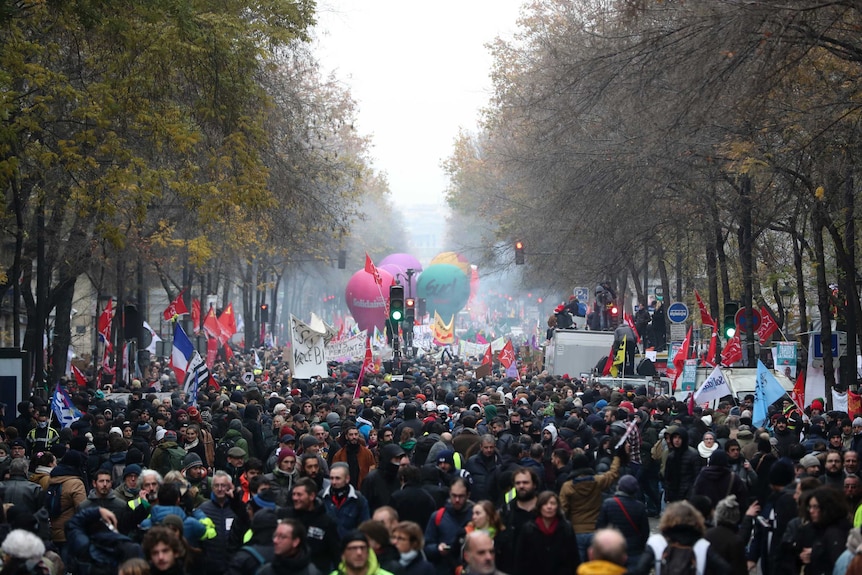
[667,302,689,323]
[734,307,762,331]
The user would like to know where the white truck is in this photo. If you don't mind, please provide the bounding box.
[545,329,616,377]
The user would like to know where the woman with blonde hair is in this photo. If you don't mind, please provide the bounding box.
[118,558,151,575]
[466,500,503,538]
[392,521,434,575]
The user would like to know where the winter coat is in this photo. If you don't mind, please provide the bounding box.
[361,460,402,511]
[705,523,748,575]
[78,487,129,520]
[390,484,438,529]
[47,465,87,543]
[399,552,435,575]
[596,492,649,558]
[257,545,322,575]
[663,429,700,502]
[320,484,371,538]
[2,475,44,513]
[464,453,500,502]
[691,465,749,509]
[198,496,238,573]
[515,517,580,575]
[331,444,376,488]
[423,501,473,575]
[560,456,621,533]
[277,498,340,574]
[329,548,394,575]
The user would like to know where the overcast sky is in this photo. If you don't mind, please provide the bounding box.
[313,1,524,210]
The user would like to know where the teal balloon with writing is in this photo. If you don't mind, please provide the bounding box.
[416,264,471,320]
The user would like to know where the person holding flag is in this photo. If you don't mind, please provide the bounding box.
[612,322,636,376]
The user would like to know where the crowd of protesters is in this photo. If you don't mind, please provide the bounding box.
[0,350,860,575]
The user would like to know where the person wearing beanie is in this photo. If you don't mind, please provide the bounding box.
[219,419,250,467]
[799,454,822,477]
[853,418,862,455]
[691,450,749,509]
[596,474,649,568]
[148,429,187,478]
[264,448,299,507]
[114,463,143,503]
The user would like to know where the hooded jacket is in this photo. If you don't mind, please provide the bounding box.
[257,545,322,575]
[330,547,394,575]
[277,497,340,574]
[48,464,87,543]
[662,428,700,502]
[560,455,621,533]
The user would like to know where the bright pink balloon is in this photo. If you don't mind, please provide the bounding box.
[345,268,394,333]
[469,266,479,302]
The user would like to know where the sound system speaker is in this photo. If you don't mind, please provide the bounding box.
[637,358,657,377]
[123,305,141,340]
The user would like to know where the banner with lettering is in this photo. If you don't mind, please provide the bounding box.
[773,342,797,378]
[325,331,368,362]
[289,315,328,379]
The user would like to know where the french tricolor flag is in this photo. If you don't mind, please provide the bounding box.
[170,323,195,384]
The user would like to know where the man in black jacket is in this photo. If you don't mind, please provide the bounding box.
[278,477,340,573]
[257,517,322,575]
[226,508,278,575]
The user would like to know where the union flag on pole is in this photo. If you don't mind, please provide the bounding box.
[756,304,779,344]
[792,370,805,409]
[671,325,692,390]
[218,302,237,342]
[71,364,88,388]
[191,299,201,332]
[355,337,373,399]
[482,345,492,366]
[704,327,718,367]
[162,289,189,321]
[695,290,717,328]
[203,306,221,340]
[720,332,743,366]
[365,253,383,286]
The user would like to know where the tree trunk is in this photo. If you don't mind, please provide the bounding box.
[813,204,836,408]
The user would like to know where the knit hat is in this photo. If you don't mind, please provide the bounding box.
[123,464,142,479]
[846,527,862,555]
[769,459,795,486]
[340,530,369,553]
[163,430,177,442]
[277,448,296,464]
[161,514,184,532]
[853,417,862,427]
[714,495,741,526]
[300,435,320,450]
[136,423,151,435]
[437,450,456,466]
[252,491,278,510]
[60,450,84,468]
[617,475,639,496]
[800,454,820,469]
[182,452,203,472]
[811,399,824,411]
[229,419,243,431]
[483,404,497,421]
[708,450,729,468]
[737,427,754,439]
[0,529,45,560]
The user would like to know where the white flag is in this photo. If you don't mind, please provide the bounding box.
[143,321,162,355]
[694,366,732,404]
[183,351,210,394]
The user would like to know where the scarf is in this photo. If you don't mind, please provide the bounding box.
[185,438,199,450]
[399,550,418,567]
[697,441,718,459]
[535,516,558,536]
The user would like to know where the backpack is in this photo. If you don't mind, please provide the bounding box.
[660,543,697,575]
[214,436,238,470]
[44,482,64,518]
[413,435,438,466]
[111,463,126,489]
[166,446,186,473]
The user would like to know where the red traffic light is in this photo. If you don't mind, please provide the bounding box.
[515,241,523,250]
[406,298,415,309]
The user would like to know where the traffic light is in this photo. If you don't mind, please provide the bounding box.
[405,298,416,324]
[723,301,739,338]
[515,241,525,265]
[417,298,426,318]
[389,285,404,322]
[260,303,269,322]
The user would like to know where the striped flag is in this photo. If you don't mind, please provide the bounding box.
[183,350,210,395]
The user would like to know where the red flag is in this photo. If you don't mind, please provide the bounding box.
[499,340,516,369]
[191,299,201,331]
[365,253,383,286]
[623,313,640,342]
[206,335,218,370]
[355,337,373,399]
[97,300,113,342]
[71,364,88,388]
[720,332,743,366]
[223,344,234,362]
[162,289,189,321]
[756,304,779,344]
[203,306,221,340]
[792,370,805,409]
[218,302,237,340]
[482,345,492,366]
[850,390,862,418]
[695,290,717,328]
[704,327,718,367]
[672,325,692,388]
[602,345,614,376]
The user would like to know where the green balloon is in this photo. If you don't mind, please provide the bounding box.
[417,264,472,320]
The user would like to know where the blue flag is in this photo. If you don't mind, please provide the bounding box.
[51,384,81,428]
[753,360,788,428]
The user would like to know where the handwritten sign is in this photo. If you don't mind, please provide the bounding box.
[289,314,328,379]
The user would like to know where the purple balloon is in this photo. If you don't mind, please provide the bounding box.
[379,254,422,297]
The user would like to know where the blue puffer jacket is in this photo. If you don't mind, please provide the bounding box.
[321,484,371,538]
[140,503,207,542]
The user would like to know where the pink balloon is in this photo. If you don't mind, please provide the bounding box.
[345,268,394,333]
[379,254,422,297]
[469,266,479,302]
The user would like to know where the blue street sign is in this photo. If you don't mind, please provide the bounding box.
[667,301,689,323]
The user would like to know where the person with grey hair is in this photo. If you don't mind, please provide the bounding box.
[0,529,50,573]
[705,495,748,575]
[197,470,238,573]
[2,458,43,514]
